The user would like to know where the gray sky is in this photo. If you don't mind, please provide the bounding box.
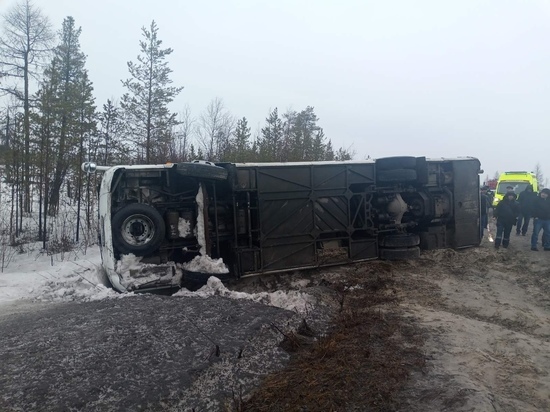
[2,0,550,183]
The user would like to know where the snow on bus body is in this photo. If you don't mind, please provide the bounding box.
[97,164,229,292]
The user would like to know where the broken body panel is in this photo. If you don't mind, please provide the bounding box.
[89,157,482,292]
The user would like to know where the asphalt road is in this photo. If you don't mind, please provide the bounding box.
[0,295,299,411]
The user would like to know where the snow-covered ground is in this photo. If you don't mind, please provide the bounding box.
[0,242,316,315]
[0,242,323,412]
[0,244,115,306]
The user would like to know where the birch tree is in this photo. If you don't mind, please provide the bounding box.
[196,98,234,161]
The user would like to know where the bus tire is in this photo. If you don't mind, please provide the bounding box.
[379,233,420,248]
[112,204,166,255]
[376,156,417,171]
[377,168,418,183]
[176,162,228,180]
[379,247,420,261]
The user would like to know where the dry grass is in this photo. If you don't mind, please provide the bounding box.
[230,264,426,412]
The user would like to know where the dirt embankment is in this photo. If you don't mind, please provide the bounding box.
[235,222,550,411]
[397,228,550,412]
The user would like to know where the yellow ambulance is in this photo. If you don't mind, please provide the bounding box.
[492,171,538,207]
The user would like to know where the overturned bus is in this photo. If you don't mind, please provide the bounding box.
[82,156,482,293]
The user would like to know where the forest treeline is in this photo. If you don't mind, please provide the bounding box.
[0,1,353,249]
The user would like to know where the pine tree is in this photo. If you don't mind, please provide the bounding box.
[98,99,129,165]
[290,106,319,161]
[334,147,353,161]
[257,106,352,162]
[324,139,335,161]
[33,67,57,242]
[121,20,183,164]
[36,17,96,220]
[259,108,283,161]
[311,129,327,161]
[232,117,252,162]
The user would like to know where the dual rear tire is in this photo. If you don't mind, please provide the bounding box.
[376,156,418,183]
[379,233,420,261]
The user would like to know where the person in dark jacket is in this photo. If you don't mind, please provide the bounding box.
[530,188,550,251]
[493,191,520,249]
[516,184,537,236]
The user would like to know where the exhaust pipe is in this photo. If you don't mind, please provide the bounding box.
[81,162,110,173]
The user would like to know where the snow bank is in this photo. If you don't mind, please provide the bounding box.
[36,272,120,302]
[182,255,229,274]
[174,276,316,314]
[0,248,126,305]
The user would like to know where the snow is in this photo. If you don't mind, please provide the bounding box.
[182,255,229,274]
[0,174,314,314]
[174,276,316,314]
[194,183,206,252]
[0,244,315,315]
[178,217,192,237]
[182,183,231,275]
[0,245,122,306]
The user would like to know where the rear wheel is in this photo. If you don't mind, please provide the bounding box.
[376,156,417,170]
[379,233,420,248]
[379,247,420,260]
[377,168,417,183]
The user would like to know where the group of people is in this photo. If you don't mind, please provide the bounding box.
[480,184,550,250]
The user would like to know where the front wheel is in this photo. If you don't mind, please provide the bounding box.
[112,204,166,255]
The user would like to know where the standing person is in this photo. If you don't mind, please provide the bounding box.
[516,184,537,236]
[480,186,490,239]
[493,191,520,249]
[530,188,550,251]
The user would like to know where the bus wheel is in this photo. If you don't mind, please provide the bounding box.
[379,233,420,248]
[112,204,166,255]
[377,168,418,183]
[379,247,420,261]
[176,162,228,180]
[376,156,417,170]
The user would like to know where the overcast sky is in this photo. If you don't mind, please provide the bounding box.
[2,0,550,183]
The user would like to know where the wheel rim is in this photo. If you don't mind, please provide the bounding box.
[121,214,156,246]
